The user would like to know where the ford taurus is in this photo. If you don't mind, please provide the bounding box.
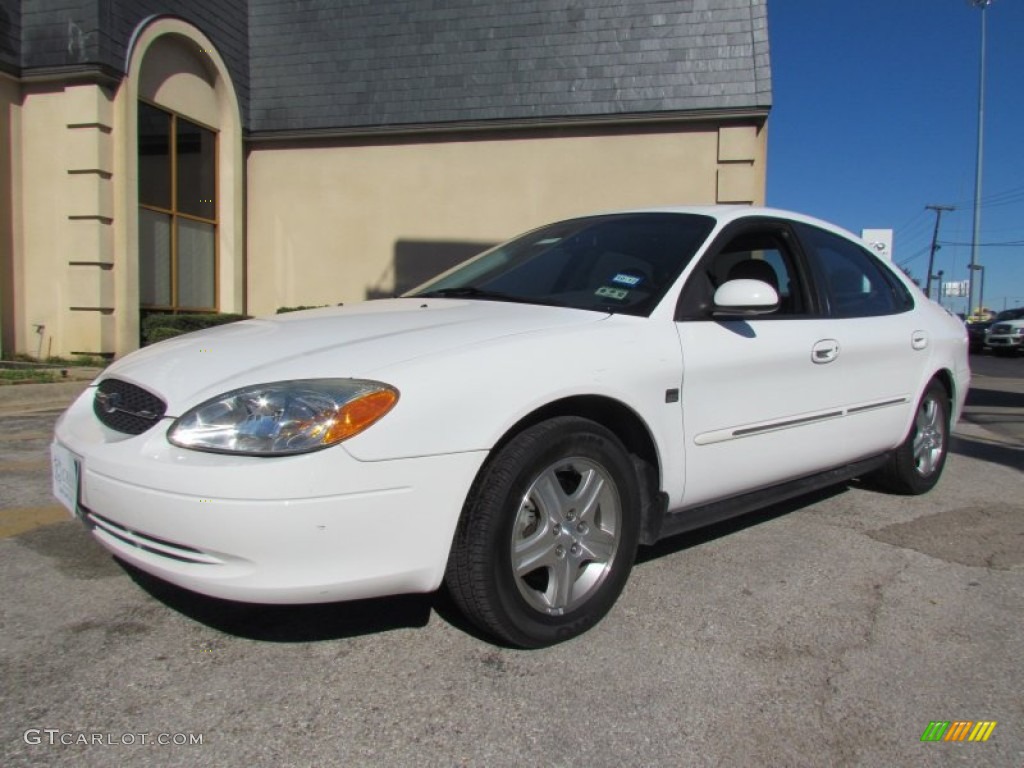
[52,207,970,647]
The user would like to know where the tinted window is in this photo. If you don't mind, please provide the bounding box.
[138,102,171,210]
[797,224,913,317]
[176,117,216,219]
[138,102,218,312]
[677,225,810,319]
[409,214,716,316]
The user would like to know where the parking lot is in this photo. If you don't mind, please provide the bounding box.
[1,357,1021,767]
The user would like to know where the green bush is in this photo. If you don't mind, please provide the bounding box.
[141,313,248,345]
[10,353,108,367]
[146,326,187,344]
[275,304,340,314]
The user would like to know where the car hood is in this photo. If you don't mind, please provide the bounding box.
[103,299,607,413]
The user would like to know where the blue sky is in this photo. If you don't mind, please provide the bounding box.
[766,0,1024,313]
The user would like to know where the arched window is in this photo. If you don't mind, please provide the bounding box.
[137,101,217,312]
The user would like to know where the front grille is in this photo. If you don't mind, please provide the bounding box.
[93,378,167,435]
[990,323,1012,334]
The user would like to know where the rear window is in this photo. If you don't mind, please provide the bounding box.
[796,224,914,317]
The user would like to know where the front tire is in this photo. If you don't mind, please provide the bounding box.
[445,417,641,648]
[868,380,951,495]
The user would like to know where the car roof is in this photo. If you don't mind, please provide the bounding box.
[996,308,1024,319]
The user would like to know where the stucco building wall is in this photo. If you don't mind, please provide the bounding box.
[1,0,771,358]
[246,122,766,313]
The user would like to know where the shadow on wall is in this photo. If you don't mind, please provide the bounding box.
[365,240,495,300]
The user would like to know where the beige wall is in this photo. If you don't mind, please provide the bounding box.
[7,44,761,358]
[3,17,244,359]
[246,121,766,315]
[8,82,115,359]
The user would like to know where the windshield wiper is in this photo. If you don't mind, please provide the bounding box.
[415,286,573,310]
[417,286,541,303]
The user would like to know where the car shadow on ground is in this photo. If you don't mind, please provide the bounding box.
[120,485,857,646]
[635,485,847,564]
[965,385,1024,409]
[120,559,438,642]
[950,434,1024,472]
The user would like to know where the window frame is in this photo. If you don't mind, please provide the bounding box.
[675,217,824,321]
[137,99,219,314]
[793,223,915,319]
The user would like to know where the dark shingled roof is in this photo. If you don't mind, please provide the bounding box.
[0,0,20,75]
[15,0,249,116]
[8,0,770,134]
[247,0,771,134]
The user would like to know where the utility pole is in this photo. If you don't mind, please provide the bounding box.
[925,204,954,300]
[968,0,993,316]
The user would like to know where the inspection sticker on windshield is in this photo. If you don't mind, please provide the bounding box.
[611,273,642,287]
[595,286,629,300]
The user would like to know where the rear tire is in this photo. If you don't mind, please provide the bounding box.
[867,380,950,495]
[445,417,640,648]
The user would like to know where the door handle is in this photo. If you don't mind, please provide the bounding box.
[912,330,929,350]
[812,339,839,364]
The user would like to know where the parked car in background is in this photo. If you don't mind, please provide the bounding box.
[967,318,994,353]
[984,307,1024,355]
[52,207,970,647]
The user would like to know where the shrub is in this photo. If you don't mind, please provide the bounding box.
[141,313,248,345]
[275,304,341,314]
[146,326,187,344]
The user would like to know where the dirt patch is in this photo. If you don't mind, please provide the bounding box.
[868,504,1024,570]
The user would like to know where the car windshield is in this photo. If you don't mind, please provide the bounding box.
[407,213,716,316]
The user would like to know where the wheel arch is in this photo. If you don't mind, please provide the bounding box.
[929,367,957,419]
[487,395,667,546]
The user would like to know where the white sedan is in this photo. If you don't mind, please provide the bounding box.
[52,207,970,647]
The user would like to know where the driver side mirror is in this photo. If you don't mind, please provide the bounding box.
[712,279,779,316]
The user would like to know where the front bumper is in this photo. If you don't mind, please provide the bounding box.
[985,334,1022,350]
[55,387,486,604]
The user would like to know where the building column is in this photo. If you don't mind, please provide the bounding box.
[65,84,116,357]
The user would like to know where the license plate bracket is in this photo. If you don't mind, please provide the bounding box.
[51,442,82,518]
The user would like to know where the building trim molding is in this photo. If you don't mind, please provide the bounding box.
[245,108,771,145]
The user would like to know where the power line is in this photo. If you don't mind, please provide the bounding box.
[897,245,930,268]
[938,240,1024,247]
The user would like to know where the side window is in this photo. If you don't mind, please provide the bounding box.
[677,226,808,319]
[798,224,913,318]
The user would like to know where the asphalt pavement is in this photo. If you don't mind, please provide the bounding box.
[0,357,1021,767]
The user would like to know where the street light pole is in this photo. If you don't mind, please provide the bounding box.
[969,264,986,319]
[967,0,992,318]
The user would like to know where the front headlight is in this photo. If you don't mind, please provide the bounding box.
[167,379,399,456]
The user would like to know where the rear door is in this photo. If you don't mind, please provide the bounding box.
[793,220,925,442]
